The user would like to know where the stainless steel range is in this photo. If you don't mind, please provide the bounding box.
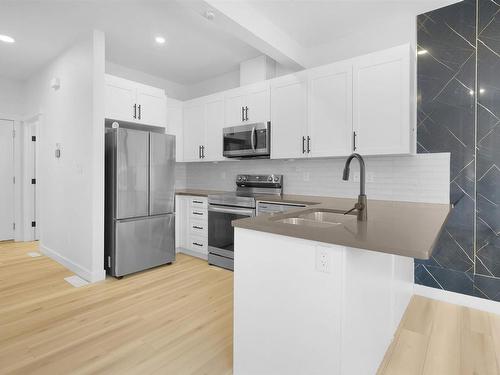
[207,174,283,270]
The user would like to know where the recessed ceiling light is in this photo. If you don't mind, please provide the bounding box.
[155,36,166,45]
[417,49,428,55]
[0,34,15,44]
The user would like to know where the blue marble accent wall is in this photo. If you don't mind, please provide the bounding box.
[416,0,500,301]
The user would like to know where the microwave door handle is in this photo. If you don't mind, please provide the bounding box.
[209,205,255,216]
[251,126,256,151]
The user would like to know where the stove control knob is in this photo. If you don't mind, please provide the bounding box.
[242,176,247,181]
[268,176,273,182]
[237,176,242,181]
[274,176,280,182]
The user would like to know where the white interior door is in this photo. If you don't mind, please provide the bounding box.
[0,119,14,241]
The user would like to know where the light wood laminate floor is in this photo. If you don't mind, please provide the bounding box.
[1,241,500,374]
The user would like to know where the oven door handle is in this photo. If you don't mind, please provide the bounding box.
[208,205,255,217]
[250,126,256,151]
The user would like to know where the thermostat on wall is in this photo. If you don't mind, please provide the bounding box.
[50,77,60,90]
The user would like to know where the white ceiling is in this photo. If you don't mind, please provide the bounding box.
[248,0,460,48]
[0,0,261,83]
[0,0,460,84]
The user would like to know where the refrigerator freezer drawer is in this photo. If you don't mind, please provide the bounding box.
[113,214,175,276]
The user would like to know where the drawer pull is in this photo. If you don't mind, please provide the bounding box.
[192,212,204,216]
[193,225,203,230]
[193,200,204,204]
[193,242,203,247]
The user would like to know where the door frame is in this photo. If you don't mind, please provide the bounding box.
[0,113,21,241]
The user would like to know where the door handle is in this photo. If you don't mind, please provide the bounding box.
[353,131,357,151]
[307,136,311,153]
[138,105,142,120]
[245,106,249,121]
[133,104,137,119]
[251,127,256,151]
[302,136,306,154]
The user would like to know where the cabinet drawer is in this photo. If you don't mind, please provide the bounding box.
[189,219,207,236]
[190,208,207,221]
[188,234,207,253]
[190,197,208,209]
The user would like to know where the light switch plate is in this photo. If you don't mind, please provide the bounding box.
[315,247,331,273]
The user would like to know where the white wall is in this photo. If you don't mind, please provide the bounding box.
[24,30,106,282]
[181,153,450,204]
[0,76,24,117]
[106,61,188,100]
[307,13,416,67]
[185,69,240,100]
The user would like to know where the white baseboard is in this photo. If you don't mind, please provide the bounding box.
[414,284,500,315]
[40,244,106,283]
[177,247,208,260]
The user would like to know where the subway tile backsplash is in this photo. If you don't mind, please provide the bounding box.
[176,153,450,204]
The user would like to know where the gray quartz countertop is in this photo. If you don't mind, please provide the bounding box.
[175,189,228,197]
[233,194,451,260]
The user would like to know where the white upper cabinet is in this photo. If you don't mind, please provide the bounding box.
[183,100,206,162]
[166,97,184,162]
[105,75,136,122]
[307,61,352,158]
[352,44,413,155]
[105,74,167,127]
[204,97,225,162]
[225,81,270,126]
[270,73,308,159]
[135,84,167,127]
[183,94,225,162]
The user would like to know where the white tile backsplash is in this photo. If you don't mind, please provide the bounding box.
[176,153,450,204]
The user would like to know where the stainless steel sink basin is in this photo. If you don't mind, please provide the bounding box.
[274,208,355,227]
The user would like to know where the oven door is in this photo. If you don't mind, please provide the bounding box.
[208,205,255,270]
[223,122,270,158]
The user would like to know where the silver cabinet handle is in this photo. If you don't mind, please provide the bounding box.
[251,126,256,151]
[242,106,245,122]
[193,242,203,247]
[302,136,306,154]
[307,136,311,153]
[198,145,202,159]
[138,105,142,120]
[133,104,137,119]
[192,225,203,230]
[245,106,249,121]
[209,205,255,216]
[192,200,203,204]
[201,145,205,158]
[353,131,357,151]
[192,211,204,216]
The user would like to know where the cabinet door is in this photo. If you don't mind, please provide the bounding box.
[183,102,205,162]
[308,62,352,158]
[353,44,411,155]
[225,91,246,126]
[105,75,136,122]
[136,84,167,127]
[204,97,225,161]
[245,83,270,124]
[271,75,308,159]
[166,98,184,162]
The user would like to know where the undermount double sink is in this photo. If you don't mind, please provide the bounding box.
[272,208,356,228]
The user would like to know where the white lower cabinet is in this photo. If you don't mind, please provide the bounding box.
[175,195,208,259]
[234,228,414,375]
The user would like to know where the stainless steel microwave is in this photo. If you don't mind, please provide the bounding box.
[223,122,270,158]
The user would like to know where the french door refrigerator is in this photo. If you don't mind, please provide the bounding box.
[105,127,175,277]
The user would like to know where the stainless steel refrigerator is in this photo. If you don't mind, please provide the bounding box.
[105,127,175,277]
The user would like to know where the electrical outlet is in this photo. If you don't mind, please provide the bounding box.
[303,172,310,182]
[315,247,331,273]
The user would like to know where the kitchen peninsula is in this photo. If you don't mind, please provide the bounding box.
[233,195,450,374]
